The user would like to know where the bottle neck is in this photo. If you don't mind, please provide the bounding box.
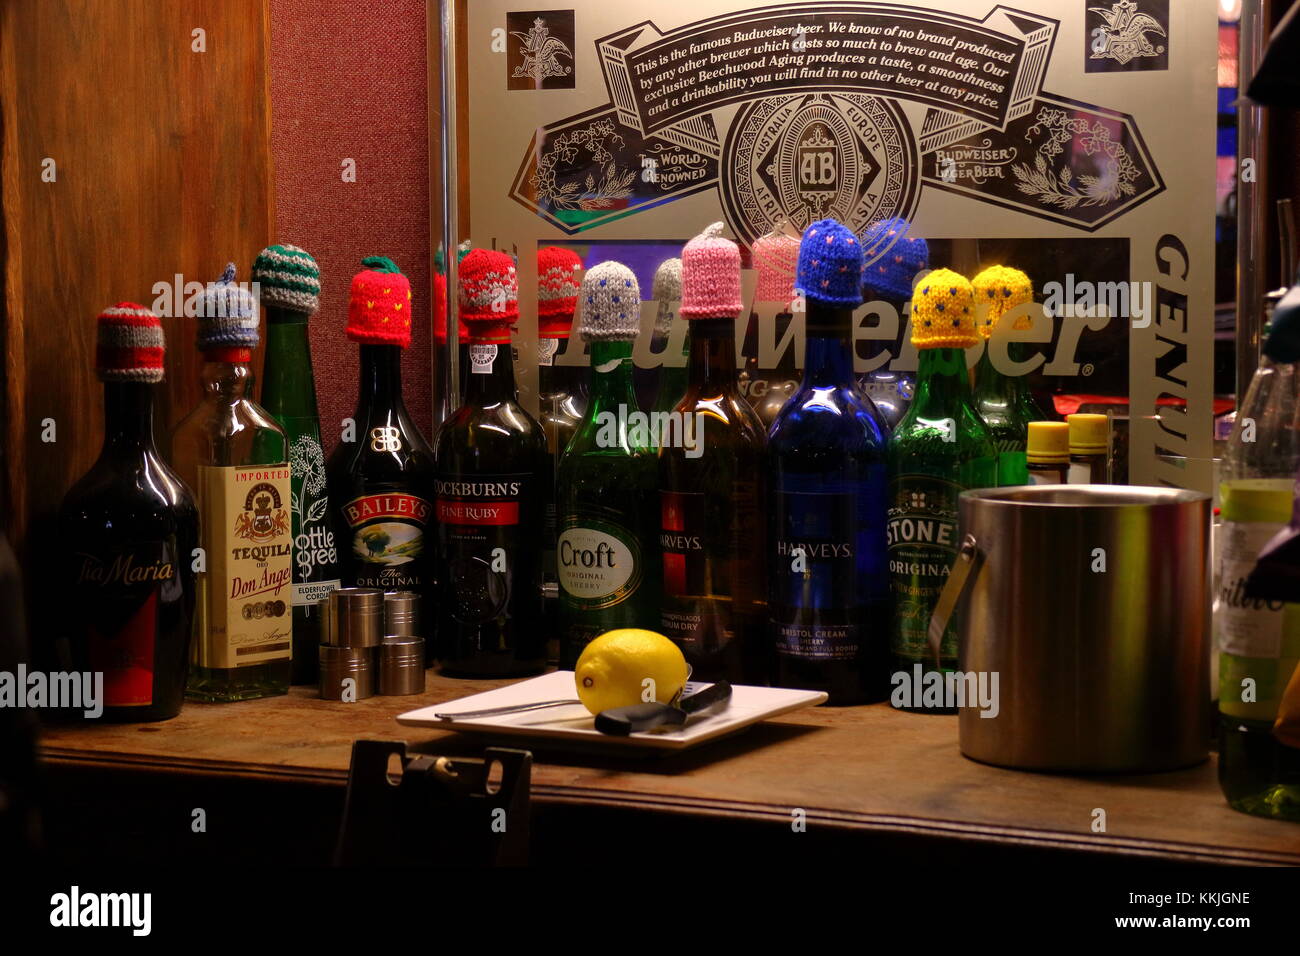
[973,342,1028,401]
[912,347,975,415]
[199,353,254,401]
[355,344,408,418]
[587,339,638,410]
[262,307,316,417]
[802,303,855,385]
[687,317,738,389]
[101,381,158,454]
[464,329,518,404]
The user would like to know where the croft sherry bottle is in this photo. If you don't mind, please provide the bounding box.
[434,249,548,676]
[767,221,890,704]
[327,258,435,613]
[171,266,293,702]
[253,243,341,684]
[660,224,767,683]
[888,269,996,679]
[556,262,661,666]
[60,303,198,721]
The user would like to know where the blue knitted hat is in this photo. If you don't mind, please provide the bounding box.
[795,219,864,307]
[196,263,260,350]
[862,218,929,302]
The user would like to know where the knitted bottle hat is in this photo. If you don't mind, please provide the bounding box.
[252,243,321,314]
[752,230,799,303]
[579,261,641,342]
[971,265,1035,338]
[196,263,260,351]
[911,268,978,350]
[681,222,742,319]
[459,249,519,342]
[795,218,864,308]
[863,218,930,302]
[347,255,413,348]
[96,302,165,383]
[652,257,682,337]
[537,246,583,338]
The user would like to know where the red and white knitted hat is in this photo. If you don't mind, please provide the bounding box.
[537,246,582,338]
[96,302,165,383]
[681,222,742,319]
[459,249,519,330]
[347,256,413,348]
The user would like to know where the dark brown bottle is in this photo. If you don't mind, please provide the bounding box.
[59,303,198,721]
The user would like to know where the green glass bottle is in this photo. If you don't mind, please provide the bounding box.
[650,257,688,429]
[888,269,996,677]
[970,266,1039,486]
[557,262,661,665]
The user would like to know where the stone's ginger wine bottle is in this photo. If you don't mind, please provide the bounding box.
[171,266,292,702]
[252,243,341,685]
[1218,302,1300,822]
[326,257,436,651]
[556,262,662,667]
[887,269,996,681]
[660,223,767,684]
[649,257,689,430]
[59,303,198,721]
[434,249,549,676]
[971,266,1039,486]
[859,218,929,429]
[767,220,890,705]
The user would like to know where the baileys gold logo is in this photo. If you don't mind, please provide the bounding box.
[234,483,289,543]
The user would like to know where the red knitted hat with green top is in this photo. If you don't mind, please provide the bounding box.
[347,256,412,347]
[96,302,165,383]
[458,249,518,343]
[537,245,582,338]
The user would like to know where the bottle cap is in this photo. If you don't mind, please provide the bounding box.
[579,261,641,342]
[795,218,864,308]
[196,263,260,352]
[752,230,799,303]
[863,217,928,302]
[680,222,742,320]
[96,302,165,384]
[1067,413,1110,455]
[346,256,413,348]
[459,249,519,338]
[910,268,978,350]
[971,266,1034,339]
[1027,421,1070,464]
[537,246,583,338]
[252,243,321,315]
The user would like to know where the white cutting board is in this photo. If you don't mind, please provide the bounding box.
[397,670,827,752]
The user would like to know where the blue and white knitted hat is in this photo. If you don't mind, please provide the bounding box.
[196,263,259,350]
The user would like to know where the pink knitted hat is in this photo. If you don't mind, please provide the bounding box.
[681,222,743,319]
[751,230,799,303]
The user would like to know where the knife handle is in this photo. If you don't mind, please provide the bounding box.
[594,702,687,736]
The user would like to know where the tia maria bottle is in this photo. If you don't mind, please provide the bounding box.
[888,268,996,678]
[767,220,890,704]
[253,243,341,684]
[556,261,661,665]
[327,257,436,616]
[59,303,198,721]
[660,223,767,683]
[434,249,549,676]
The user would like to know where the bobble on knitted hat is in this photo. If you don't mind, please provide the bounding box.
[537,246,583,337]
[347,256,413,348]
[795,219,864,307]
[458,249,519,327]
[579,261,641,342]
[652,257,682,337]
[971,266,1035,338]
[197,264,260,351]
[752,231,799,303]
[252,243,321,315]
[681,222,742,319]
[911,268,978,350]
[96,302,165,383]
[863,218,930,302]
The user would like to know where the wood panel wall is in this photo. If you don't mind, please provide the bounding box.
[0,0,275,568]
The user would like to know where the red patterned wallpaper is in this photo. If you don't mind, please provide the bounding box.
[268,0,432,453]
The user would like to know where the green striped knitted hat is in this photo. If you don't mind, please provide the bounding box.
[252,243,321,314]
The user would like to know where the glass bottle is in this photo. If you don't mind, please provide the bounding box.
[971,266,1037,486]
[61,304,198,720]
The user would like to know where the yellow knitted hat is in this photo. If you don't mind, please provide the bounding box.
[911,268,977,349]
[972,266,1035,338]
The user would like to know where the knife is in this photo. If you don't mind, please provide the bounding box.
[594,681,733,736]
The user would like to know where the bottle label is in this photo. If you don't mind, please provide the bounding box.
[887,475,961,663]
[73,545,181,706]
[470,344,497,374]
[1028,470,1063,485]
[557,520,641,609]
[538,338,560,367]
[770,488,885,661]
[342,491,431,591]
[1068,460,1093,484]
[286,433,341,605]
[198,465,294,669]
[435,473,537,624]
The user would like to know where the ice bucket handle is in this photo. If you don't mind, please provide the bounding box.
[927,534,984,667]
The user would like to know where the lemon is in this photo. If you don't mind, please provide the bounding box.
[574,629,689,715]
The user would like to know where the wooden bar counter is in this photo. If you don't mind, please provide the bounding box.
[36,673,1300,867]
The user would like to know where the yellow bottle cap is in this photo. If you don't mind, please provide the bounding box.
[1067,413,1110,455]
[1027,421,1069,463]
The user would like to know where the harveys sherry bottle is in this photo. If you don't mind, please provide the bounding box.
[60,303,198,721]
[327,258,435,624]
[434,249,548,676]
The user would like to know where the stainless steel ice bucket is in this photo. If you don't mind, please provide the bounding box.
[928,485,1212,773]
